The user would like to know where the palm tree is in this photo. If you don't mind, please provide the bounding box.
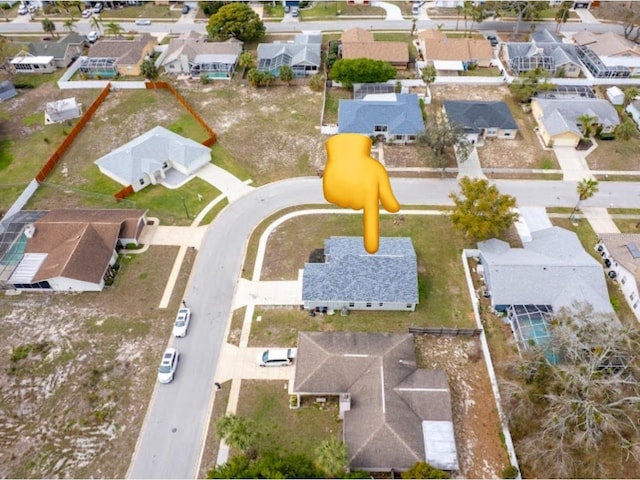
[570,178,599,220]
[555,1,572,33]
[141,58,159,86]
[63,18,77,34]
[577,113,598,138]
[421,64,436,97]
[314,438,348,478]
[279,64,293,85]
[89,15,104,35]
[238,51,255,74]
[41,18,57,38]
[104,21,124,37]
[455,5,463,31]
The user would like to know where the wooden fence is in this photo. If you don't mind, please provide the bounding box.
[408,327,482,337]
[114,185,134,202]
[145,81,217,146]
[35,83,112,183]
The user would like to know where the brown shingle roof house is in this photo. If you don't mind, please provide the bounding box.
[416,30,493,69]
[6,209,147,292]
[86,33,157,76]
[293,332,459,473]
[341,28,409,69]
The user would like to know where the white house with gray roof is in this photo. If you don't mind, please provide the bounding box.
[597,234,640,321]
[94,126,211,192]
[257,34,321,77]
[161,32,242,79]
[294,332,458,472]
[505,42,583,78]
[302,236,418,312]
[531,97,620,147]
[338,93,425,144]
[478,226,614,317]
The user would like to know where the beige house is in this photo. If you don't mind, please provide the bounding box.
[573,30,640,75]
[415,29,493,72]
[84,33,157,77]
[531,98,620,147]
[341,28,409,69]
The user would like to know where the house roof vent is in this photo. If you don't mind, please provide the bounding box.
[24,223,36,238]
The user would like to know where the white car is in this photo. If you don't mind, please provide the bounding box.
[87,31,99,43]
[257,348,295,367]
[158,348,179,383]
[172,307,191,337]
[17,4,28,15]
[81,8,92,18]
[93,2,103,13]
[135,18,151,26]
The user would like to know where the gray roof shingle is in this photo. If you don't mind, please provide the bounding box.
[478,226,614,315]
[338,94,425,136]
[533,97,620,136]
[302,237,419,304]
[443,100,517,134]
[293,332,456,471]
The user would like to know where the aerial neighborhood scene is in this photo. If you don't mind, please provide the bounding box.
[2,0,640,478]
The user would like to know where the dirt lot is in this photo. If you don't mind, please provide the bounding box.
[415,335,510,478]
[0,247,195,478]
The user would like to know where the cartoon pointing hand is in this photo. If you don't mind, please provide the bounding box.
[323,133,400,254]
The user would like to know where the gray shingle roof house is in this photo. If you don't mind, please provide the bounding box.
[505,42,583,78]
[161,31,242,79]
[531,97,620,147]
[597,233,640,321]
[293,332,458,472]
[4,209,147,292]
[28,32,86,68]
[257,34,321,77]
[338,93,425,144]
[478,226,614,316]
[94,126,211,192]
[302,237,418,311]
[443,100,517,145]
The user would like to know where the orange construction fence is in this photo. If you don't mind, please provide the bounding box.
[35,83,112,183]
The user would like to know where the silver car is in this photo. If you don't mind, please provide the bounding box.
[172,307,191,337]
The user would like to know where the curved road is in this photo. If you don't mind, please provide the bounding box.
[127,177,640,478]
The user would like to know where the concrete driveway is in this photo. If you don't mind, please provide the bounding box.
[372,1,403,20]
[552,146,593,182]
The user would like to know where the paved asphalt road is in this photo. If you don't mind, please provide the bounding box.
[127,177,640,478]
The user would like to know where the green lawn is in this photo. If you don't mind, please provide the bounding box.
[300,1,385,20]
[235,380,341,456]
[323,88,351,124]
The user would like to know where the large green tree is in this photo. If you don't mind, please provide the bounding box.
[509,67,554,103]
[329,58,396,88]
[417,114,472,176]
[501,309,640,478]
[206,2,265,42]
[279,64,294,85]
[104,21,124,37]
[208,450,322,479]
[401,462,449,479]
[449,176,519,240]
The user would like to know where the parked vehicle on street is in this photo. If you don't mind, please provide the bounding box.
[181,4,189,14]
[93,2,103,13]
[81,8,92,18]
[257,348,295,367]
[17,4,28,15]
[172,307,191,337]
[158,348,179,383]
[87,30,100,43]
[135,18,151,25]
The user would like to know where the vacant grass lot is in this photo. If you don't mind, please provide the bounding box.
[586,136,640,172]
[182,83,325,185]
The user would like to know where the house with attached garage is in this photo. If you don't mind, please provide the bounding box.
[94,126,211,192]
[257,34,321,77]
[530,97,620,148]
[340,28,409,70]
[442,100,518,146]
[302,236,419,312]
[80,33,157,78]
[161,31,242,79]
[477,226,616,349]
[0,209,147,292]
[293,332,459,473]
[596,234,640,321]
[338,93,425,143]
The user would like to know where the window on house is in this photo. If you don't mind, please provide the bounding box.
[631,292,636,301]
[365,302,372,308]
[621,276,626,285]
[373,125,387,132]
[408,135,416,141]
[406,304,412,309]
[162,161,168,169]
[395,135,403,140]
[634,301,639,309]
[139,179,144,185]
[503,132,511,136]
[378,302,384,307]
[348,302,354,308]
